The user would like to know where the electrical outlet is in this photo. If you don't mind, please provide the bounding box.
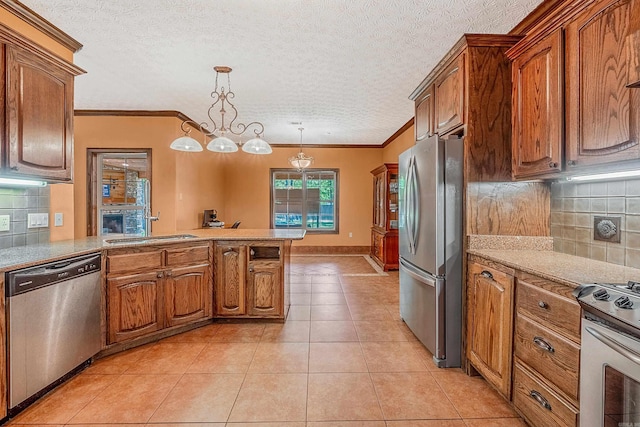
[0,215,9,232]
[349,232,353,238]
[54,212,63,227]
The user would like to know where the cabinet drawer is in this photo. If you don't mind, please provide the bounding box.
[516,277,581,340]
[513,363,578,427]
[107,251,163,274]
[515,314,580,402]
[165,245,210,267]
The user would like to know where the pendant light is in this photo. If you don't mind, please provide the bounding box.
[289,127,313,171]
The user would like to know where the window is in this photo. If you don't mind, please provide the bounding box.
[271,169,338,233]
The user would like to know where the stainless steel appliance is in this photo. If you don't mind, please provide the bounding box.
[574,282,640,426]
[398,135,463,368]
[6,253,102,411]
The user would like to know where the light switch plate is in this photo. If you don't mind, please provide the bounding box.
[27,213,49,229]
[0,215,9,232]
[54,212,63,227]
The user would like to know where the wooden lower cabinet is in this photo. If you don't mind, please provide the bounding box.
[106,243,213,345]
[248,261,282,317]
[466,258,515,398]
[214,244,247,316]
[165,264,211,327]
[107,271,164,343]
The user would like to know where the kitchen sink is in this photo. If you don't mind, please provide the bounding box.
[104,234,197,244]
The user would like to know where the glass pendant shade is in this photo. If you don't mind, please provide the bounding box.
[242,136,273,154]
[170,135,203,152]
[207,135,238,153]
[289,153,313,170]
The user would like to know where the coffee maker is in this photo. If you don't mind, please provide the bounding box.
[202,209,223,228]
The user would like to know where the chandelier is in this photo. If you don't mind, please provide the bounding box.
[170,66,272,154]
[289,127,313,171]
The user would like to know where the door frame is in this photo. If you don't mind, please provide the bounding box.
[86,148,152,236]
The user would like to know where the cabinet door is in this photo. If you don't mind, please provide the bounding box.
[214,244,247,316]
[565,0,640,168]
[248,261,282,317]
[5,45,74,181]
[512,29,564,178]
[165,264,211,327]
[107,271,164,344]
[415,86,434,141]
[466,261,515,398]
[435,54,465,135]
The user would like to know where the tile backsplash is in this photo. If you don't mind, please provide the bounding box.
[0,187,50,249]
[551,179,640,268]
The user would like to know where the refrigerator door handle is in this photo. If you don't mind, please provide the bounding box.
[410,155,420,253]
[400,258,436,287]
[404,155,416,254]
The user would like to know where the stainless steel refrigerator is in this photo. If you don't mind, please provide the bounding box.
[398,135,463,368]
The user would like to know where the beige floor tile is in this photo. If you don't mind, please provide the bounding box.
[226,423,305,427]
[354,321,409,342]
[463,418,527,427]
[145,424,224,427]
[311,274,342,284]
[386,304,402,321]
[408,341,441,371]
[431,370,517,418]
[309,342,368,373]
[344,293,387,306]
[287,304,311,320]
[312,282,344,293]
[83,344,152,375]
[395,320,419,341]
[148,373,244,422]
[187,342,258,373]
[248,342,309,373]
[307,373,383,421]
[312,292,347,305]
[261,320,310,342]
[311,304,352,320]
[360,342,428,372]
[11,375,116,424]
[159,324,221,343]
[227,373,307,422]
[307,422,386,427]
[124,342,205,374]
[371,372,460,420]
[310,320,358,342]
[68,374,180,423]
[290,293,312,305]
[347,304,394,321]
[290,282,312,293]
[210,323,265,342]
[385,421,466,426]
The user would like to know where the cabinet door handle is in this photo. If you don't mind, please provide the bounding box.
[157,272,164,278]
[538,300,548,309]
[533,336,555,353]
[548,162,558,168]
[249,268,254,272]
[480,270,493,280]
[529,390,552,411]
[165,271,172,277]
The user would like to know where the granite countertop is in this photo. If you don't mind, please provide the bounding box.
[468,248,640,289]
[0,229,306,272]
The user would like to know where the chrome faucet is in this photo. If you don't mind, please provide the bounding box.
[144,179,160,222]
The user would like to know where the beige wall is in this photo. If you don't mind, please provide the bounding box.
[382,124,415,163]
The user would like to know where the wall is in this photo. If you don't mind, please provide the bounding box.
[0,187,51,248]
[382,124,415,163]
[551,179,640,269]
[74,115,224,238]
[222,146,382,247]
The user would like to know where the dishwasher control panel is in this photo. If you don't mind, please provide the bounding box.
[6,253,102,296]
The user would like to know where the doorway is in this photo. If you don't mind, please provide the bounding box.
[87,149,152,237]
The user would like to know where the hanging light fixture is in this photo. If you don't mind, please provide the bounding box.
[170,66,272,155]
[289,127,313,171]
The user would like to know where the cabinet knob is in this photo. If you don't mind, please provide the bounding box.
[538,300,548,309]
[548,162,558,168]
[249,268,254,272]
[533,336,555,353]
[165,271,172,277]
[157,272,164,278]
[529,390,552,411]
[480,270,493,280]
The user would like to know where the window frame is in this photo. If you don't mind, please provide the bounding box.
[269,168,339,234]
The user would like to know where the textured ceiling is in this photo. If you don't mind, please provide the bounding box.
[21,0,542,146]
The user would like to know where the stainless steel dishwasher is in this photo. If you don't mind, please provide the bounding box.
[6,253,102,411]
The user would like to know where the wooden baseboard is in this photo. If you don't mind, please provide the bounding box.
[291,246,370,255]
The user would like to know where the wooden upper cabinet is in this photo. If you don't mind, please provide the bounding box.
[466,259,515,398]
[435,54,465,135]
[5,44,74,181]
[415,86,434,141]
[565,0,640,168]
[214,244,247,316]
[164,263,211,327]
[511,29,564,178]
